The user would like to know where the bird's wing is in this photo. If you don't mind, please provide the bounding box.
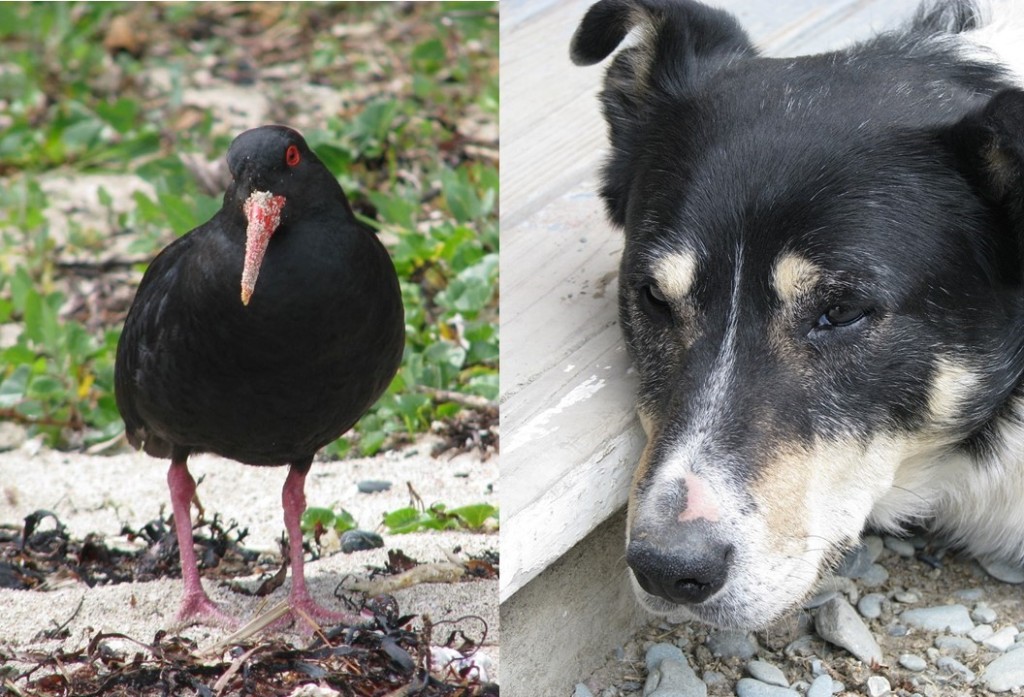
[114,230,199,455]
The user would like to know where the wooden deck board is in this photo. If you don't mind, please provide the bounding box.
[500,0,923,602]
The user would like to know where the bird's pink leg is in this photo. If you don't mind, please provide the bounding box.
[167,459,237,627]
[281,463,363,630]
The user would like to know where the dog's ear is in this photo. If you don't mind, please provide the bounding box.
[948,89,1024,217]
[570,0,755,226]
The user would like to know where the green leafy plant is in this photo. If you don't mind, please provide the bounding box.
[0,3,498,455]
[382,502,498,534]
[299,507,358,537]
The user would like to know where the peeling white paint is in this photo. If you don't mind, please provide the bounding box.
[506,375,606,452]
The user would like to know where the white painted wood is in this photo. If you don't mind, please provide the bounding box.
[500,0,923,601]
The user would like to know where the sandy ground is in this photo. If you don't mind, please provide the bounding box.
[0,439,499,680]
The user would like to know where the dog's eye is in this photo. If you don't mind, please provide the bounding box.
[815,305,868,329]
[638,282,672,320]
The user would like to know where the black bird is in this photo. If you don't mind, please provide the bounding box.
[115,125,405,628]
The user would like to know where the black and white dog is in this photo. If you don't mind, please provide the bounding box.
[571,0,1024,628]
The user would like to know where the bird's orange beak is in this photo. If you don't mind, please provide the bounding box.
[241,190,286,305]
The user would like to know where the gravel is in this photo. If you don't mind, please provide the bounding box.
[972,603,998,624]
[983,627,1019,652]
[857,593,885,619]
[864,675,890,696]
[734,679,797,697]
[898,654,927,672]
[705,630,758,660]
[979,557,1024,584]
[983,649,1024,692]
[933,635,977,656]
[814,596,883,665]
[806,674,833,697]
[746,660,788,687]
[884,537,916,558]
[900,604,974,634]
[579,535,1024,697]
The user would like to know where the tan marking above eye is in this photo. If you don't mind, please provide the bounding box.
[652,250,698,299]
[772,253,821,304]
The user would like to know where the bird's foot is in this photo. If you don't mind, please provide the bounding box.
[175,591,240,629]
[273,594,367,634]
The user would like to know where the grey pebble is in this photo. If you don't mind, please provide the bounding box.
[899,654,927,672]
[901,604,974,634]
[806,674,833,697]
[645,643,685,672]
[865,675,891,697]
[973,603,998,624]
[340,529,383,553]
[784,635,817,658]
[884,536,917,557]
[644,643,705,697]
[706,630,757,660]
[811,576,859,604]
[858,593,885,619]
[859,563,889,587]
[864,535,885,561]
[887,624,908,637]
[936,656,975,682]
[574,684,595,697]
[980,557,1024,584]
[701,671,727,688]
[984,627,1020,652]
[934,635,977,656]
[954,588,985,602]
[969,624,995,642]
[810,659,825,677]
[894,590,919,604]
[356,479,392,493]
[836,542,872,579]
[734,678,798,697]
[747,660,788,687]
[815,596,883,665]
[985,649,1024,692]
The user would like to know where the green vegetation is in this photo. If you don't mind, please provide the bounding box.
[300,506,358,537]
[299,501,499,541]
[382,502,498,534]
[0,3,498,456]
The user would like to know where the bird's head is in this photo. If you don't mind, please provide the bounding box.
[225,125,348,306]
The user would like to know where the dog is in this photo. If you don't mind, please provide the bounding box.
[571,0,1024,629]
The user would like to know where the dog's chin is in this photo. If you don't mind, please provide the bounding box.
[629,572,804,630]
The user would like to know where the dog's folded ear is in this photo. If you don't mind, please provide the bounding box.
[570,0,755,226]
[948,89,1024,219]
[570,0,753,69]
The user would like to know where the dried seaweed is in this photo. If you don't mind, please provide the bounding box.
[1,609,497,696]
[0,509,263,592]
[0,511,498,694]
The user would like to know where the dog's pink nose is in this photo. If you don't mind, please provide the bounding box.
[627,519,734,604]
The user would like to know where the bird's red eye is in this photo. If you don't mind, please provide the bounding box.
[285,144,301,167]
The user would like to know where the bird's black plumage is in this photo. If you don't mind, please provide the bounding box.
[114,125,405,627]
[115,125,404,466]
